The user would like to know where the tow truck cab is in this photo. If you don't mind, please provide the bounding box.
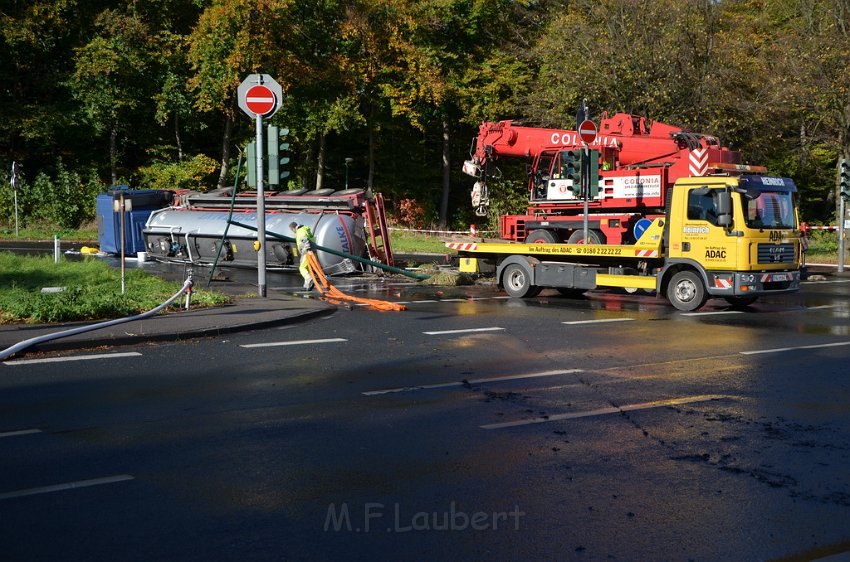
[663,175,801,307]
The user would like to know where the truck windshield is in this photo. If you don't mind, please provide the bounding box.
[744,190,795,230]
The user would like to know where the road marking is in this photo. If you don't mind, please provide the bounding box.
[3,352,142,366]
[808,305,842,310]
[0,474,134,501]
[0,429,41,439]
[562,318,634,325]
[740,341,850,355]
[481,394,730,430]
[363,369,584,396]
[423,327,505,336]
[681,311,744,317]
[240,338,347,349]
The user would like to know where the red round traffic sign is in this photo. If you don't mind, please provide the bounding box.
[579,119,597,144]
[244,85,277,116]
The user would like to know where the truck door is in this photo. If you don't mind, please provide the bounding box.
[671,186,737,269]
[545,151,579,202]
[530,151,556,201]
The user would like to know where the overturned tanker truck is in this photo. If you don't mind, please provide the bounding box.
[141,187,394,273]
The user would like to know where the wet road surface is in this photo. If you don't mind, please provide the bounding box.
[1,259,850,560]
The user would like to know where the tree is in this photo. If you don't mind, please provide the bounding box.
[379,0,529,227]
[69,7,159,184]
[0,0,112,171]
[763,0,850,221]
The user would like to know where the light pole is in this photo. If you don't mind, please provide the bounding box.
[344,157,353,189]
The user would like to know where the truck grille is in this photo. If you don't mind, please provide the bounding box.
[757,243,795,264]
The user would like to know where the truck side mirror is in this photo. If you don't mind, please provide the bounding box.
[716,191,733,227]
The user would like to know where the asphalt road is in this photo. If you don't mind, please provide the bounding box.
[2,277,850,561]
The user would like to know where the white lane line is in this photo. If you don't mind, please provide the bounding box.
[0,474,135,501]
[0,429,41,439]
[423,327,505,336]
[808,305,841,310]
[240,338,347,349]
[363,369,583,396]
[562,318,634,325]
[740,341,850,356]
[481,394,731,430]
[3,352,142,366]
[681,311,744,317]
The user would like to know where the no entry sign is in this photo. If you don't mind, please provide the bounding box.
[237,74,282,119]
[245,85,276,116]
[578,119,597,144]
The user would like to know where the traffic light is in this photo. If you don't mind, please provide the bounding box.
[246,141,257,188]
[840,158,850,201]
[267,126,291,186]
[563,149,582,192]
[584,149,600,198]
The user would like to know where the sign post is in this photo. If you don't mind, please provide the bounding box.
[112,194,133,294]
[238,74,282,297]
[10,162,19,237]
[578,118,598,243]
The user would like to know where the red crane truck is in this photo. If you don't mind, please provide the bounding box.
[462,112,758,245]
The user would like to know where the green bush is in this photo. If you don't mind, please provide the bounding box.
[481,177,528,233]
[806,229,839,254]
[134,154,218,191]
[0,160,103,231]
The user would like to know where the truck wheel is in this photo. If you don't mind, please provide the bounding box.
[502,263,541,298]
[567,229,605,244]
[667,270,707,311]
[724,295,758,307]
[525,229,559,244]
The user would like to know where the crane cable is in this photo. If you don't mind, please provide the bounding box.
[304,251,406,312]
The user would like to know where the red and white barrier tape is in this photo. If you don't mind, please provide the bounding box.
[804,226,839,231]
[388,227,496,236]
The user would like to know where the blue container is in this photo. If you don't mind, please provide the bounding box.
[97,188,173,254]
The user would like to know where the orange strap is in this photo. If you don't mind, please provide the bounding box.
[305,251,406,312]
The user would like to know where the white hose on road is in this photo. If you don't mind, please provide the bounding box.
[1,277,193,361]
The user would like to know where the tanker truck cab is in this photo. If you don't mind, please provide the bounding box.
[663,175,801,310]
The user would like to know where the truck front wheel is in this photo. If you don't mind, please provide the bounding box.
[667,270,707,311]
[502,263,542,298]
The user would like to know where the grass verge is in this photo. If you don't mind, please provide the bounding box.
[390,230,456,254]
[0,252,230,324]
[0,225,98,242]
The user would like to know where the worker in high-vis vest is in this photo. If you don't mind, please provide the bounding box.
[290,221,315,290]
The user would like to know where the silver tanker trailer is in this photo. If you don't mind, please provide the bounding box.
[141,188,375,272]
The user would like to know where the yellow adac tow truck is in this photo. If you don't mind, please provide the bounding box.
[448,175,803,311]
